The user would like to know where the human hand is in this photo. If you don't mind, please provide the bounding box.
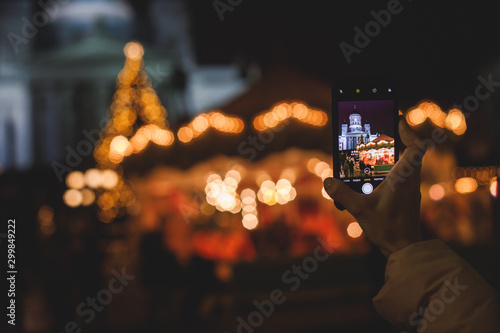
[324,117,426,257]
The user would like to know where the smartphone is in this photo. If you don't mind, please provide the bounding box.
[332,79,400,210]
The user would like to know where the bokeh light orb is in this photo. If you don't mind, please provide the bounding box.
[429,184,445,201]
[347,222,363,239]
[124,42,144,60]
[455,177,478,194]
[66,171,85,189]
[63,189,83,207]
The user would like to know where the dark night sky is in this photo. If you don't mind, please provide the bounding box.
[188,0,500,110]
[339,100,394,137]
[127,0,500,165]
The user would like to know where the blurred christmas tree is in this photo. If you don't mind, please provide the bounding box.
[89,41,174,222]
[94,41,174,169]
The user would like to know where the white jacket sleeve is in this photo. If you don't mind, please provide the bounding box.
[373,239,499,333]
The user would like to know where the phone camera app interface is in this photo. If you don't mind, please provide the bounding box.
[338,100,395,180]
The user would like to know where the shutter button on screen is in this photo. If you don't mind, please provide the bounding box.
[362,183,373,194]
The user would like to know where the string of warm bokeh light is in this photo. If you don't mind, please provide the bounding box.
[63,168,135,223]
[357,139,394,150]
[454,177,478,194]
[406,101,467,135]
[94,41,174,169]
[452,165,499,185]
[427,166,498,201]
[109,124,174,164]
[256,179,297,206]
[177,111,244,143]
[205,171,242,214]
[306,157,334,200]
[253,102,328,131]
[445,109,467,135]
[240,189,259,230]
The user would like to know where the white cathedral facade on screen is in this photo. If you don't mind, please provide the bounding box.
[338,105,379,151]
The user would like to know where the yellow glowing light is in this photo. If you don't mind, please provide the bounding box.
[446,109,467,135]
[193,115,209,132]
[253,102,327,131]
[130,132,149,152]
[407,108,426,126]
[66,171,85,189]
[205,173,241,213]
[63,189,83,207]
[274,104,289,120]
[85,169,102,188]
[446,109,463,129]
[307,158,320,173]
[292,103,308,119]
[455,177,478,194]
[207,174,222,183]
[253,117,265,131]
[81,189,96,206]
[124,42,144,60]
[260,180,275,192]
[178,127,194,143]
[347,222,363,238]
[234,118,245,133]
[262,189,277,205]
[241,187,258,223]
[242,214,259,230]
[429,184,445,201]
[152,129,174,146]
[210,112,224,127]
[242,205,256,214]
[110,135,131,156]
[101,170,119,189]
[490,178,497,197]
[224,177,238,191]
[218,193,236,211]
[420,102,446,128]
[264,113,279,128]
[97,192,115,210]
[241,189,257,204]
[258,178,296,206]
[314,161,330,178]
[276,179,292,191]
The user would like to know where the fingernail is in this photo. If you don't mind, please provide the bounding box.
[323,177,334,190]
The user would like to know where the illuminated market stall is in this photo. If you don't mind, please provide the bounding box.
[60,42,498,264]
[357,134,395,174]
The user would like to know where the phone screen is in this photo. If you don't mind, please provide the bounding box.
[332,82,399,198]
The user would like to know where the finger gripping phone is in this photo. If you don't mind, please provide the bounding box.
[332,79,400,210]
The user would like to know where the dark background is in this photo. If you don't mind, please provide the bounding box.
[184,0,499,107]
[338,100,395,137]
[181,0,500,166]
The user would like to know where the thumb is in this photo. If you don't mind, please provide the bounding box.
[324,178,364,215]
